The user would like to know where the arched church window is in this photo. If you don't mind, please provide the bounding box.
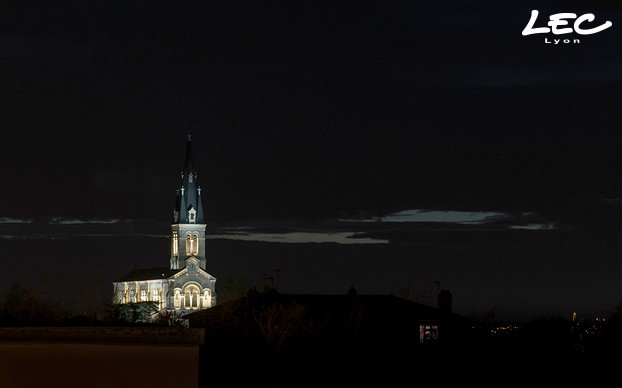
[184,286,200,310]
[192,288,199,309]
[186,235,192,256]
[172,232,178,257]
[152,289,160,302]
[174,290,181,309]
[192,234,199,255]
[184,290,191,309]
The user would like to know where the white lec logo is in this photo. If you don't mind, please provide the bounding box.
[522,10,612,36]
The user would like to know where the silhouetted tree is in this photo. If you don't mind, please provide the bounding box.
[1,283,61,326]
[106,302,158,324]
[217,274,248,304]
[153,309,187,327]
[344,299,367,337]
[254,302,316,356]
[595,299,622,352]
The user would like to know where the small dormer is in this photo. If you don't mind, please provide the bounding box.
[188,206,197,223]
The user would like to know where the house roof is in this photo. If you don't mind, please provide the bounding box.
[186,289,472,329]
[114,267,180,282]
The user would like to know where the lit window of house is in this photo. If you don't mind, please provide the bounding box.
[140,289,148,302]
[419,324,439,343]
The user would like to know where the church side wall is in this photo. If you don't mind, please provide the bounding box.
[112,280,170,310]
[171,223,207,270]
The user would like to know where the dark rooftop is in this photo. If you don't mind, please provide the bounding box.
[114,267,180,282]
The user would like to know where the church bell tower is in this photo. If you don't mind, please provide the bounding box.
[170,133,207,270]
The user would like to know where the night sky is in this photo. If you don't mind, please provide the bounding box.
[3,0,622,321]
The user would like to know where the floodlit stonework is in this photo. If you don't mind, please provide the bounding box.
[113,134,216,314]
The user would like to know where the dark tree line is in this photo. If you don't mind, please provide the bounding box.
[0,283,64,326]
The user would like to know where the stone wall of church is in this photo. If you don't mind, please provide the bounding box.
[171,223,207,270]
[169,259,216,313]
[113,280,170,310]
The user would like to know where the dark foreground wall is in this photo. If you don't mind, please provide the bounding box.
[0,327,203,388]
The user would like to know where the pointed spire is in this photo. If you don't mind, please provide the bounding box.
[183,132,194,175]
[178,186,187,223]
[173,132,205,224]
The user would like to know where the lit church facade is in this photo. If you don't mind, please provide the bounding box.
[112,134,216,313]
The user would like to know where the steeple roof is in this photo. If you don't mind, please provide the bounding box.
[115,267,180,282]
[183,133,194,175]
[173,133,205,224]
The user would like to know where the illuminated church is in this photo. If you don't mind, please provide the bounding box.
[112,134,216,313]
